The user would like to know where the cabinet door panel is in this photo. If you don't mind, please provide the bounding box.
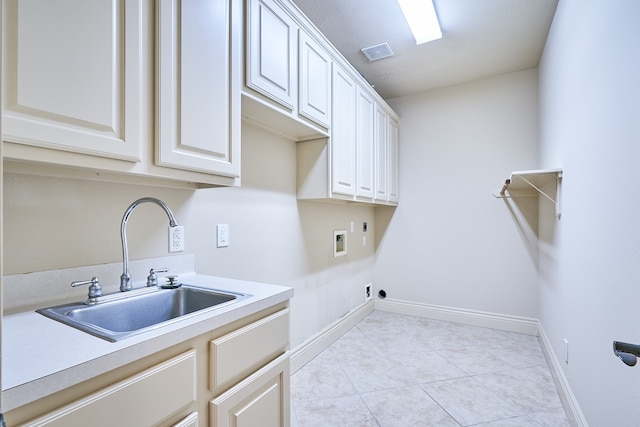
[388,118,399,203]
[157,0,240,177]
[331,65,356,197]
[210,353,290,427]
[210,308,289,391]
[356,89,374,199]
[374,104,389,201]
[24,351,196,427]
[247,0,297,109]
[299,31,331,128]
[3,0,143,161]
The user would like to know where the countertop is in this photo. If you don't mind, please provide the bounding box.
[2,272,293,411]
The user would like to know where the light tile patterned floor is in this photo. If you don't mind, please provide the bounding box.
[291,310,571,427]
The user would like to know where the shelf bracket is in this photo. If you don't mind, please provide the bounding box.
[496,169,562,219]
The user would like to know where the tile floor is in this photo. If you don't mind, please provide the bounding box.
[291,310,572,427]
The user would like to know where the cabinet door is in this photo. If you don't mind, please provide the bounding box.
[298,31,331,128]
[23,351,197,427]
[356,88,375,199]
[3,0,143,161]
[388,117,399,203]
[210,353,290,427]
[247,0,298,110]
[374,104,389,201]
[156,0,240,177]
[331,65,357,197]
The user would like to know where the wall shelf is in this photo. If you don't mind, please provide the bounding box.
[494,168,563,218]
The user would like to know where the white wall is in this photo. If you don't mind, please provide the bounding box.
[3,123,376,348]
[538,1,640,424]
[375,69,540,319]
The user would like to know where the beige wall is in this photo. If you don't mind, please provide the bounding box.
[3,122,376,347]
[375,69,540,318]
[538,0,640,424]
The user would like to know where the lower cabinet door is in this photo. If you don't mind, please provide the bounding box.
[23,351,197,427]
[210,353,290,427]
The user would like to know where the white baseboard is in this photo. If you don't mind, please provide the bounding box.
[537,324,588,427]
[374,298,539,336]
[290,301,375,373]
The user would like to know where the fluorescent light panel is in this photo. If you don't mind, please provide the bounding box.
[396,0,442,45]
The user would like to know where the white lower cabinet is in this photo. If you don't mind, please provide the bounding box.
[210,353,290,427]
[22,351,197,427]
[7,304,290,427]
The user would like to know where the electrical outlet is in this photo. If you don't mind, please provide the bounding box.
[168,226,185,253]
[364,284,372,301]
[217,224,229,248]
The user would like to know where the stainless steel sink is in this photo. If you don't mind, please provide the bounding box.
[37,286,250,342]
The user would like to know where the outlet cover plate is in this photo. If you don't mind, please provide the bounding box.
[169,226,185,253]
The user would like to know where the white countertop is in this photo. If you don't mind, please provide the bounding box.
[2,272,293,411]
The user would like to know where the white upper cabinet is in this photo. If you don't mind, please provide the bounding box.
[244,0,331,140]
[3,0,143,161]
[331,64,357,197]
[3,0,241,187]
[246,0,298,110]
[156,0,240,178]
[298,31,331,128]
[374,104,399,205]
[374,103,389,201]
[388,117,399,203]
[356,88,375,199]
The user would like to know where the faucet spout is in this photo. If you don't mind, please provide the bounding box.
[120,197,178,292]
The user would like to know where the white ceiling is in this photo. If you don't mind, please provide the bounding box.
[291,0,559,100]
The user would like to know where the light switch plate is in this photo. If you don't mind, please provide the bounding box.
[217,224,229,248]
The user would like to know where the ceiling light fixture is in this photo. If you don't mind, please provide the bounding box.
[396,0,442,45]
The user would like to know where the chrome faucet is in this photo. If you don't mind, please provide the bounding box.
[120,197,178,292]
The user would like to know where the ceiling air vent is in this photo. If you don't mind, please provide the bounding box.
[361,42,394,62]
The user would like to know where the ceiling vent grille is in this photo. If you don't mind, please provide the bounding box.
[361,42,394,62]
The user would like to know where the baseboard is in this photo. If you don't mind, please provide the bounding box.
[538,324,588,427]
[374,298,539,336]
[290,300,375,373]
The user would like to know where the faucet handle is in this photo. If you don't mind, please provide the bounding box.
[147,268,169,287]
[71,277,103,302]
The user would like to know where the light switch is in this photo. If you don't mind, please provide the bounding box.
[217,224,229,247]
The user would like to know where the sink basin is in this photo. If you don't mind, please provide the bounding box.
[37,285,250,342]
